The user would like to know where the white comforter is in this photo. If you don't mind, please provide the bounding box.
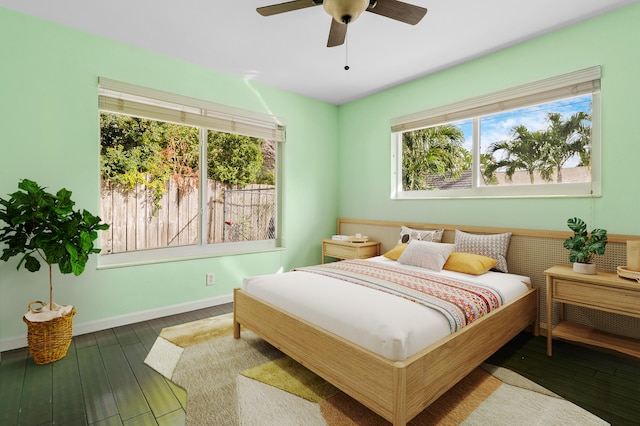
[242,256,531,361]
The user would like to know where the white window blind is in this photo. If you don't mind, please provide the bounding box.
[98,77,286,141]
[391,67,601,132]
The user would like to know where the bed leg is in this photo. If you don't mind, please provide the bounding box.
[392,367,408,426]
[233,288,241,339]
[233,317,241,339]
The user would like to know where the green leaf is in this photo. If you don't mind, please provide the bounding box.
[23,255,41,272]
[18,179,40,194]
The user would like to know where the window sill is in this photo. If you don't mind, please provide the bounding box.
[97,240,284,269]
[392,182,600,200]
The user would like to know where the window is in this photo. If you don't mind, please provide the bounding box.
[391,67,601,199]
[98,78,285,266]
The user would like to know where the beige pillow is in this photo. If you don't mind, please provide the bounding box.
[383,243,408,261]
[397,240,456,272]
[454,230,511,272]
[443,252,498,275]
[399,226,444,244]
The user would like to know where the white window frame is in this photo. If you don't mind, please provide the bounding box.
[390,67,601,200]
[97,78,286,268]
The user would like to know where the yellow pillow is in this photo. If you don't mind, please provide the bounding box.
[443,252,498,275]
[383,243,408,261]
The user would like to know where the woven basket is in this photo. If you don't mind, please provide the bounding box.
[22,301,76,365]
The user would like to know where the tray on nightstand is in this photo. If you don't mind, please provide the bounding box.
[617,266,640,282]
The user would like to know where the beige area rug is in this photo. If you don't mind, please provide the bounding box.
[144,314,609,425]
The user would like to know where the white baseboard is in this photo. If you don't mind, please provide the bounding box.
[0,294,233,355]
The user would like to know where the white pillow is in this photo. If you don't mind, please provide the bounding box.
[397,240,456,272]
[399,226,444,244]
[454,230,512,273]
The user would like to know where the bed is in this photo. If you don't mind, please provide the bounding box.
[233,226,539,425]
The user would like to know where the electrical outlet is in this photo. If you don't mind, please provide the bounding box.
[206,272,215,286]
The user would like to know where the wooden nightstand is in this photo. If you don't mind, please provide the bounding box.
[544,265,640,358]
[321,239,381,264]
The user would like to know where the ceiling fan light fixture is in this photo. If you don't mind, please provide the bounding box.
[323,0,370,24]
[257,0,428,49]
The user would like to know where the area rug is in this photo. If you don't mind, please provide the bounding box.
[144,313,608,425]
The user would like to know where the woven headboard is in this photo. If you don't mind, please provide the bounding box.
[337,218,640,339]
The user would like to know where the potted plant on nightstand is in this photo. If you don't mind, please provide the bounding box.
[562,217,607,275]
[0,179,109,364]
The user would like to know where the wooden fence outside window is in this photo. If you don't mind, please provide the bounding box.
[100,179,275,255]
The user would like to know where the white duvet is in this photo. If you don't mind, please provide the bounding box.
[242,256,531,361]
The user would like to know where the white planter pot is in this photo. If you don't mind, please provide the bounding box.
[573,262,596,275]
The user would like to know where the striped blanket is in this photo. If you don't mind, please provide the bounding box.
[295,259,505,333]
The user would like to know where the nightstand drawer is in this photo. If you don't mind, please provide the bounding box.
[554,278,640,316]
[321,239,380,263]
[324,243,378,259]
[324,243,357,259]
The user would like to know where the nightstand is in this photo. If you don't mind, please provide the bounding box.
[321,239,381,264]
[544,264,640,359]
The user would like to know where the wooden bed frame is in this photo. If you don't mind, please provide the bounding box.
[233,220,543,425]
[234,287,537,425]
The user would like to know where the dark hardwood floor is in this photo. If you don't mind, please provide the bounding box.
[487,331,640,426]
[1,303,639,425]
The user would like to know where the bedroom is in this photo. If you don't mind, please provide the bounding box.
[0,1,639,424]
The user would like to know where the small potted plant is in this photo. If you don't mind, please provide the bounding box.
[0,179,109,364]
[562,217,607,275]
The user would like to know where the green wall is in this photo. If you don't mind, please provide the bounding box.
[0,8,339,348]
[337,4,640,235]
[2,4,639,350]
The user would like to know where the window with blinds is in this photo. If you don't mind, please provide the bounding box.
[98,78,285,266]
[391,67,601,199]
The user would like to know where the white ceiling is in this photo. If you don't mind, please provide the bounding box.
[1,0,635,105]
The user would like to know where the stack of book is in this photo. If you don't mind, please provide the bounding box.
[331,234,369,243]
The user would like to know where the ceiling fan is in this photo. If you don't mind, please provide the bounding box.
[257,0,428,48]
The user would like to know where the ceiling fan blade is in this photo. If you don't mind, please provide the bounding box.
[257,0,320,17]
[367,0,427,25]
[327,18,347,47]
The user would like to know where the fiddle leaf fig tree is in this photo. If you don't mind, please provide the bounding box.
[562,217,607,264]
[0,179,109,310]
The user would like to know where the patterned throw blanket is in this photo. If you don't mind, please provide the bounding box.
[295,259,505,333]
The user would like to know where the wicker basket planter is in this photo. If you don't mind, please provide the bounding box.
[22,302,76,365]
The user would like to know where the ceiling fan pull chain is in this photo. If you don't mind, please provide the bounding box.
[344,31,350,71]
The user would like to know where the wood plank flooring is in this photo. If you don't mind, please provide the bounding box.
[0,304,230,426]
[1,303,639,425]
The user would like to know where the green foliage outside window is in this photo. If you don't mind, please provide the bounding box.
[402,110,591,191]
[402,125,470,191]
[483,112,591,185]
[207,131,266,187]
[100,113,271,210]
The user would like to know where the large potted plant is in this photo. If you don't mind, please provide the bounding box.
[0,179,109,364]
[562,217,607,275]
